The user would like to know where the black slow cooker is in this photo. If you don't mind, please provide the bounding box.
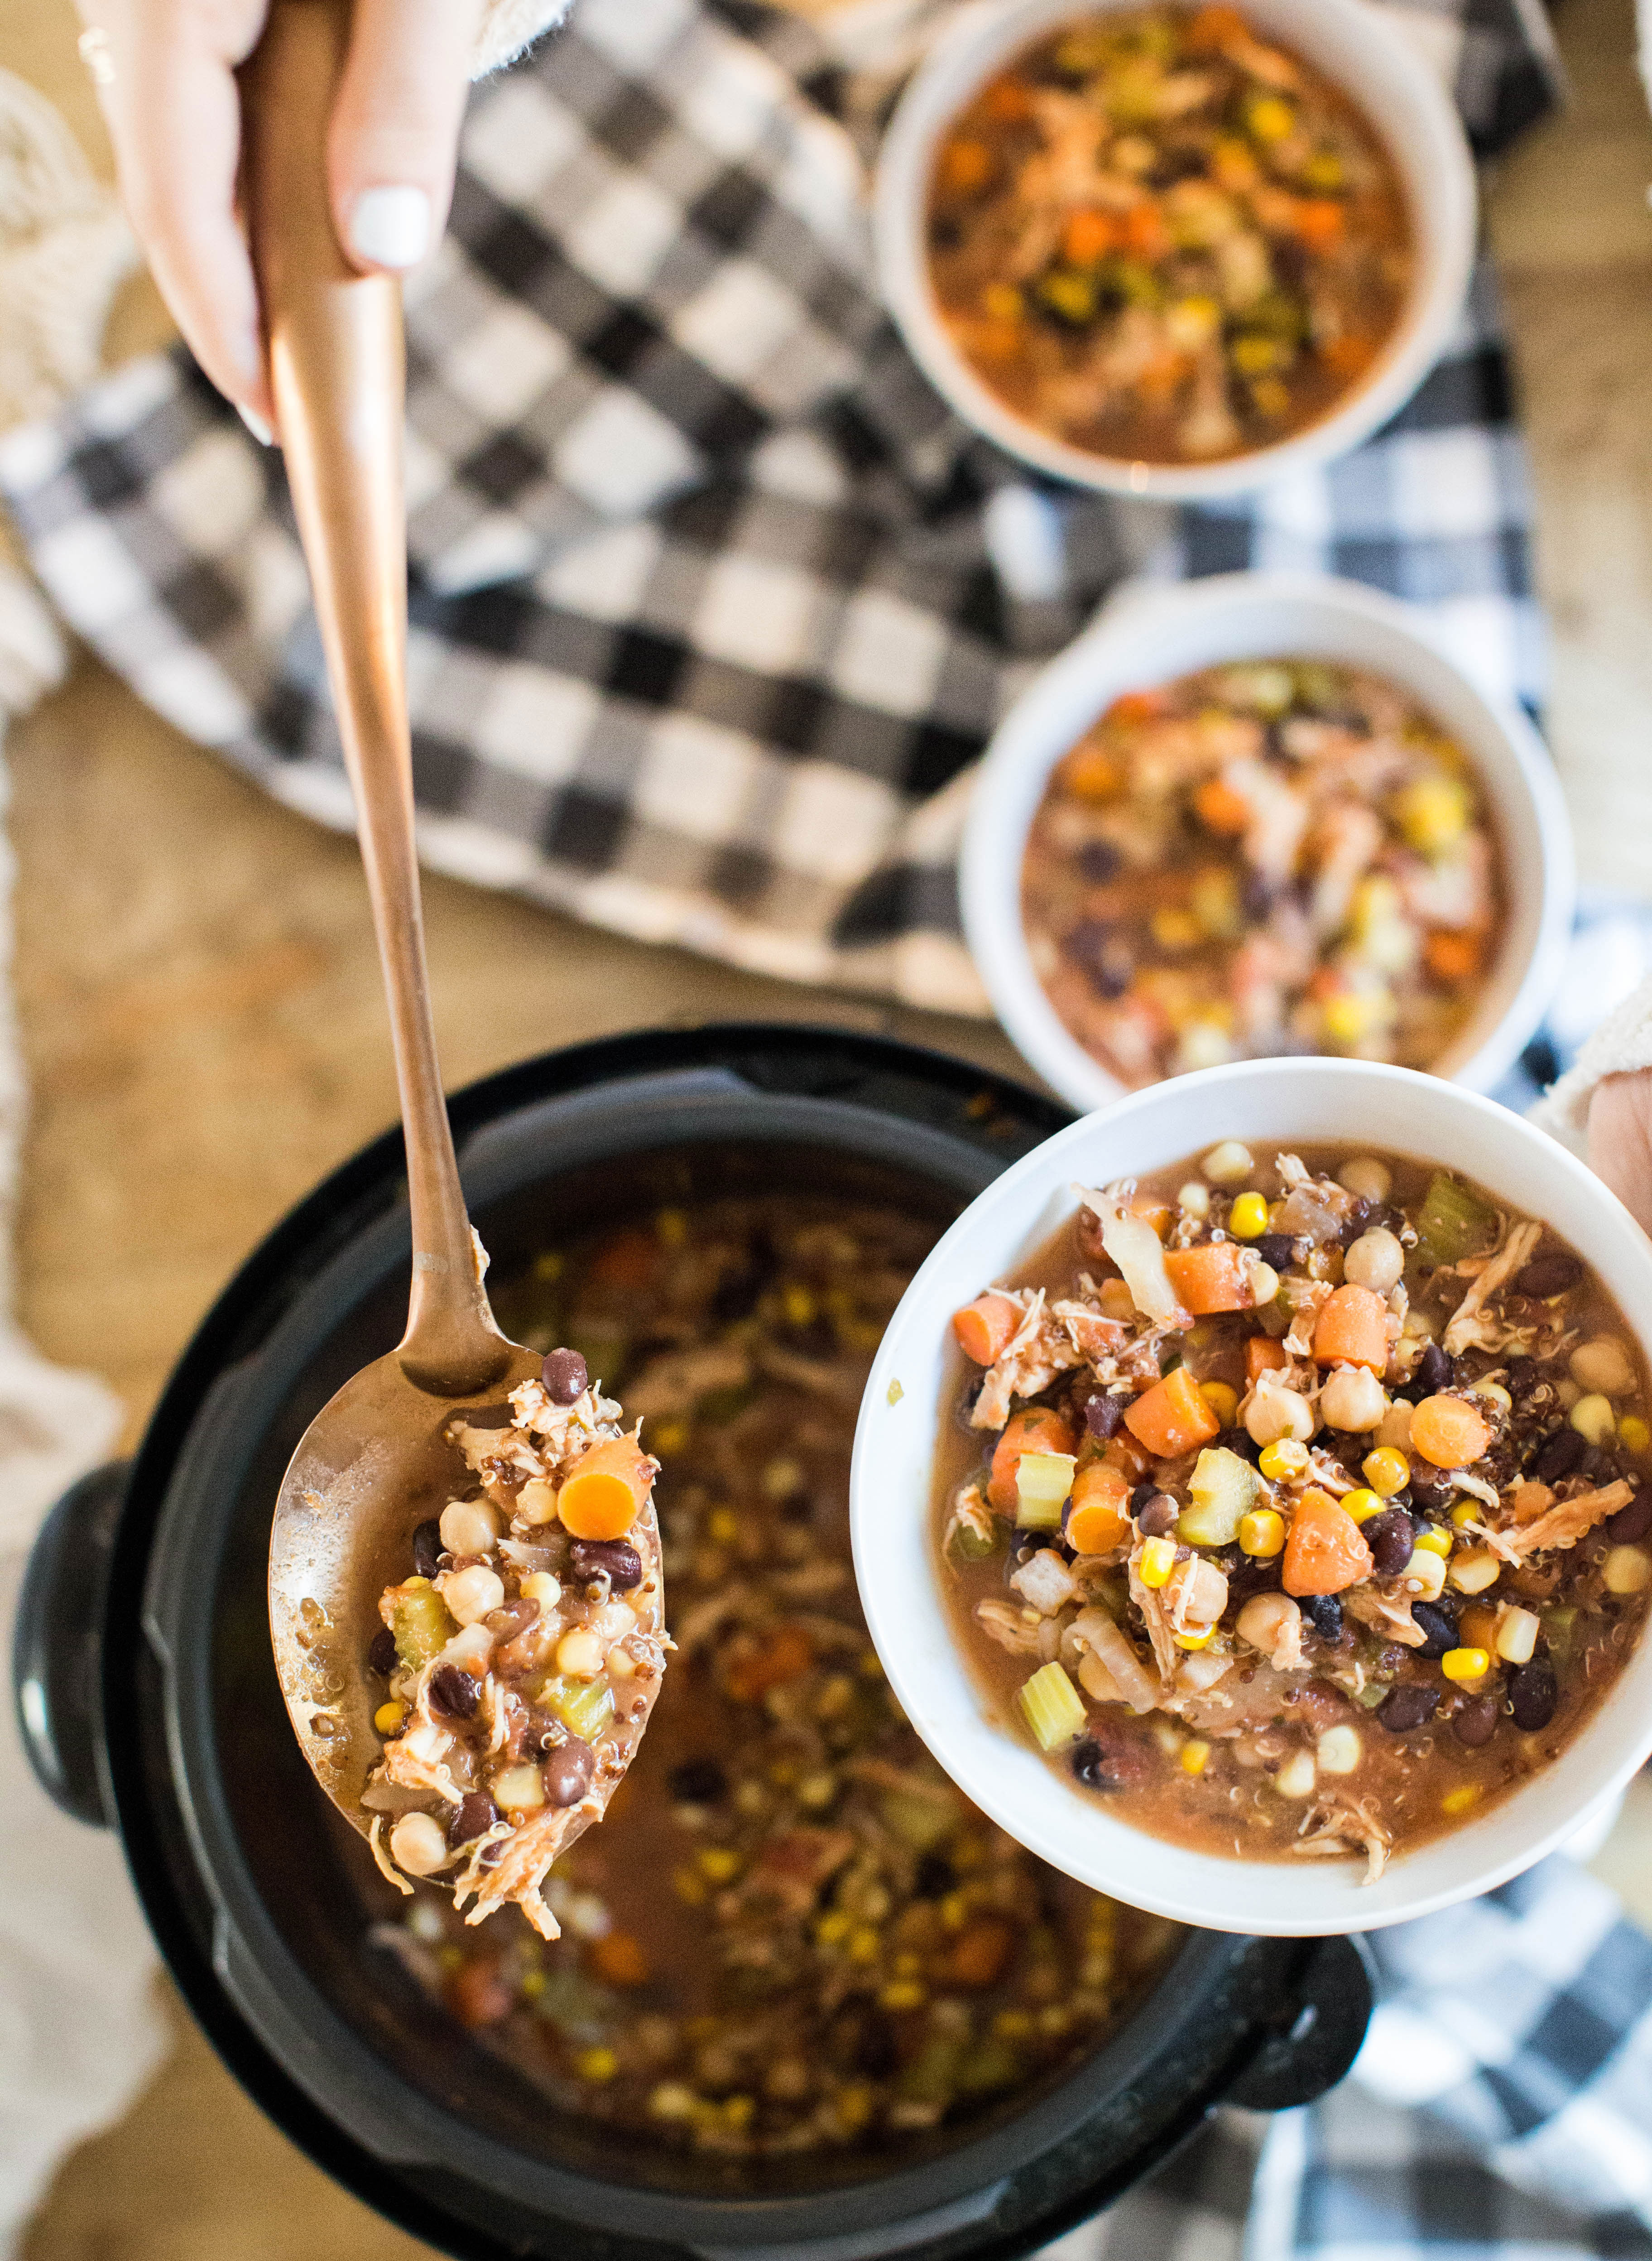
[15,1025,1372,2261]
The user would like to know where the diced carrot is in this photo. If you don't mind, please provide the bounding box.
[725,1623,814,1703]
[988,1407,1079,1512]
[1457,1602,1500,1654]
[1291,198,1345,249]
[1057,745,1124,801]
[591,1930,650,1987]
[1104,1429,1153,1481]
[1128,1193,1174,1236]
[1410,1393,1492,1470]
[982,76,1034,122]
[1066,1462,1132,1554]
[1247,1335,1288,1383]
[952,1291,1020,1366]
[938,137,993,195]
[1282,1487,1373,1597]
[1124,1365,1222,1460]
[1424,928,1485,983]
[1164,1241,1254,1317]
[1193,775,1251,836]
[1320,334,1376,378]
[1107,690,1169,725]
[557,1437,655,1539]
[1311,1284,1390,1372]
[1123,202,1170,258]
[1063,208,1119,265]
[1187,3,1247,48]
[591,1229,658,1289]
[446,1957,514,2028]
[951,1917,1014,1988]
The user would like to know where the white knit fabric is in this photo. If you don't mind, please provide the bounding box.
[474,0,570,76]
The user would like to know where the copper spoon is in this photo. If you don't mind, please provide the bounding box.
[248,3,658,1847]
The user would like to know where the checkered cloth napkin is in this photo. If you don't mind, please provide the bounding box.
[1076,1855,1652,2261]
[0,0,1557,1017]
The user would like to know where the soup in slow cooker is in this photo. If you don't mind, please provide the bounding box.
[377,1194,1178,2155]
[937,1143,1652,1880]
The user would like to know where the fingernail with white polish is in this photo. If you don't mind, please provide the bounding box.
[237,404,274,447]
[347,185,431,270]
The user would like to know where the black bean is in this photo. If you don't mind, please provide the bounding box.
[485,1597,541,1640]
[1300,1594,1342,1640]
[1377,1682,1441,1734]
[1410,1600,1457,1659]
[1252,1232,1295,1272]
[1412,1344,1453,1397]
[543,1736,595,1808]
[429,1665,481,1722]
[1085,1392,1128,1439]
[855,2013,899,2077]
[542,1347,589,1405]
[1407,1461,1449,1510]
[1608,1491,1652,1544]
[1241,871,1276,922]
[1364,1507,1418,1579]
[1071,1739,1115,1791]
[1508,1660,1558,1732]
[1532,1427,1587,1486]
[1226,1555,1283,1603]
[1338,1199,1374,1249]
[569,1536,644,1589]
[1452,1696,1500,1747]
[1078,840,1120,884]
[1136,1493,1179,1537]
[913,1853,955,1898]
[1219,1428,1263,1467]
[1504,1356,1538,1395]
[1513,1251,1583,1300]
[1066,920,1133,997]
[411,1517,443,1580]
[368,1626,398,1677]
[1129,1483,1159,1515]
[670,1757,727,1805]
[449,1791,500,1846]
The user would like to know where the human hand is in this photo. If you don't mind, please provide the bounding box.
[1588,1068,1652,1238]
[77,0,482,432]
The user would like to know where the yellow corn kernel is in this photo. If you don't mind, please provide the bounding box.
[1139,1535,1177,1588]
[1412,1525,1453,1557]
[1323,990,1388,1045]
[1247,93,1295,141]
[1449,1548,1501,1594]
[1239,1508,1286,1558]
[981,281,1023,321]
[707,1506,740,1545]
[697,1846,742,1883]
[1395,775,1470,855]
[782,1283,816,1328]
[1619,1415,1651,1455]
[1570,1393,1616,1447]
[1260,1438,1310,1482]
[1200,1381,1239,1426]
[373,1700,407,1736]
[1341,1489,1383,1525]
[1229,1192,1269,1240]
[847,1924,881,1964]
[1402,1549,1447,1602]
[1181,1739,1212,1776]
[1174,1625,1217,1650]
[1604,1545,1652,1596]
[835,2084,874,2135]
[649,1417,689,1458]
[879,1980,927,2011]
[1151,906,1202,952]
[1450,1501,1480,1528]
[815,1910,851,1946]
[1441,1783,1482,1817]
[576,2047,620,2083]
[1441,1646,1490,1684]
[656,1207,688,1248]
[994,2009,1035,2041]
[1362,1447,1410,1497]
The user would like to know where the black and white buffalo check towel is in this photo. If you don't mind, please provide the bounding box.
[0,0,1557,1015]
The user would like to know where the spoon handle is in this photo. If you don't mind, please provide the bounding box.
[243,0,507,1392]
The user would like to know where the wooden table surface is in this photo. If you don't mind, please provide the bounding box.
[5,0,1652,2252]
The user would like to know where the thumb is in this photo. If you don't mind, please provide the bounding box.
[327,0,483,274]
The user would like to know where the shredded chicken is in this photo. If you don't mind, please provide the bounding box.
[972,1288,1085,1429]
[1127,1541,1179,1689]
[1010,1548,1081,1616]
[1442,1219,1543,1356]
[1291,1796,1391,1884]
[975,1597,1044,1657]
[1075,1185,1191,1328]
[1344,1583,1425,1648]
[1503,1479,1634,1560]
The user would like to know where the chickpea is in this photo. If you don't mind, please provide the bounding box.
[1318,1365,1388,1434]
[1236,1591,1301,1655]
[441,1564,505,1625]
[389,1811,451,1876]
[1343,1227,1404,1294]
[1244,1373,1316,1447]
[439,1498,501,1557]
[557,1626,608,1678]
[518,1477,560,1526]
[1202,1140,1254,1187]
[1570,1336,1637,1398]
[1178,1181,1211,1220]
[1338,1156,1392,1204]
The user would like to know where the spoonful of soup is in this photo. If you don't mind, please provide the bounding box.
[249,0,665,1936]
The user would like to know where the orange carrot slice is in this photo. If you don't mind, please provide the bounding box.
[1311,1284,1390,1371]
[1063,208,1118,264]
[1247,1335,1288,1383]
[1409,1393,1491,1470]
[1165,1241,1254,1317]
[1282,1487,1373,1597]
[938,138,993,195]
[1193,776,1251,837]
[1124,1366,1221,1460]
[1424,928,1485,983]
[988,1407,1079,1513]
[952,1291,1020,1366]
[557,1437,655,1539]
[1066,1462,1132,1554]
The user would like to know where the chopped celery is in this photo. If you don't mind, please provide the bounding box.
[1541,1604,1579,1665]
[899,2033,965,2103]
[1018,1661,1087,1751]
[1178,1447,1258,1547]
[1354,1679,1392,1710]
[1414,1171,1496,1268]
[957,2039,1022,2096]
[949,1518,1005,1563]
[390,1578,454,1670]
[539,1674,616,1744]
[1015,1451,1076,1530]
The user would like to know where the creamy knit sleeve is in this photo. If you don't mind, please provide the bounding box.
[1528,972,1652,1159]
[474,0,572,75]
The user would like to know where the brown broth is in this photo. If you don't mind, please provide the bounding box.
[934,1144,1652,1879]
